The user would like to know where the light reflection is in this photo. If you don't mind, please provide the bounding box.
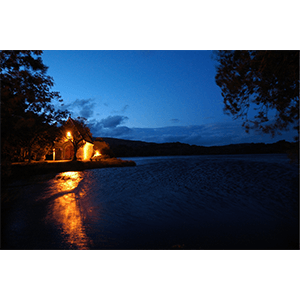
[49,171,90,249]
[55,171,82,192]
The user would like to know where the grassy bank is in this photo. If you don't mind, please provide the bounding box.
[2,158,136,182]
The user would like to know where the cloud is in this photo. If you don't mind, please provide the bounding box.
[89,123,206,144]
[100,115,129,128]
[87,115,131,137]
[64,98,96,119]
[170,118,180,123]
[121,105,129,113]
[89,122,132,137]
[108,126,132,136]
[88,120,297,146]
[111,104,130,114]
[90,124,204,144]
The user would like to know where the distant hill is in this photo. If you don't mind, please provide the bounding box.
[98,137,299,158]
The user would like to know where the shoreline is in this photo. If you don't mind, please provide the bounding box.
[1,158,136,183]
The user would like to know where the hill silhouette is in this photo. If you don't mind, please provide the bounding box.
[99,137,298,158]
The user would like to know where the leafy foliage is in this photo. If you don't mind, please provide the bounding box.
[94,138,114,157]
[1,50,68,162]
[214,51,299,139]
[62,117,93,161]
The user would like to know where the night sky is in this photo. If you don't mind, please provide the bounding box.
[43,50,296,146]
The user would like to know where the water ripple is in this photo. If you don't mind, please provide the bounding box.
[2,154,298,249]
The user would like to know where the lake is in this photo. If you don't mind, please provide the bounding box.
[1,154,299,250]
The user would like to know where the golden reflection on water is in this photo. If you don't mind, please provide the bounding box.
[50,171,90,249]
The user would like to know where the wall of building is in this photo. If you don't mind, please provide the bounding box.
[76,142,94,161]
[53,140,94,161]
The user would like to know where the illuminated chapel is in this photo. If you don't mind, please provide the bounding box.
[53,117,94,161]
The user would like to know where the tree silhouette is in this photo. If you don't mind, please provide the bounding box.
[1,50,68,162]
[62,117,93,161]
[214,51,299,139]
[94,137,114,157]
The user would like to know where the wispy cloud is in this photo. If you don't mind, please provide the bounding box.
[121,105,129,113]
[100,115,129,128]
[111,104,130,114]
[88,115,131,137]
[170,118,180,123]
[89,120,297,146]
[64,98,96,119]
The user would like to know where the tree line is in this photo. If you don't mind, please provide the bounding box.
[1,51,69,163]
[1,51,113,165]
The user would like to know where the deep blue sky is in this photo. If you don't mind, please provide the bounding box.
[43,50,297,146]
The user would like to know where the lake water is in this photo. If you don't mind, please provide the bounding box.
[2,154,299,250]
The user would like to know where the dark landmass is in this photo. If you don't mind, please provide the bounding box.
[2,158,136,183]
[2,139,298,183]
[102,137,299,159]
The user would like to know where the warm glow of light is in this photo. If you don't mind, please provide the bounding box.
[67,131,71,138]
[47,171,89,249]
[83,142,93,161]
[83,144,88,160]
[91,150,102,160]
[56,171,81,191]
